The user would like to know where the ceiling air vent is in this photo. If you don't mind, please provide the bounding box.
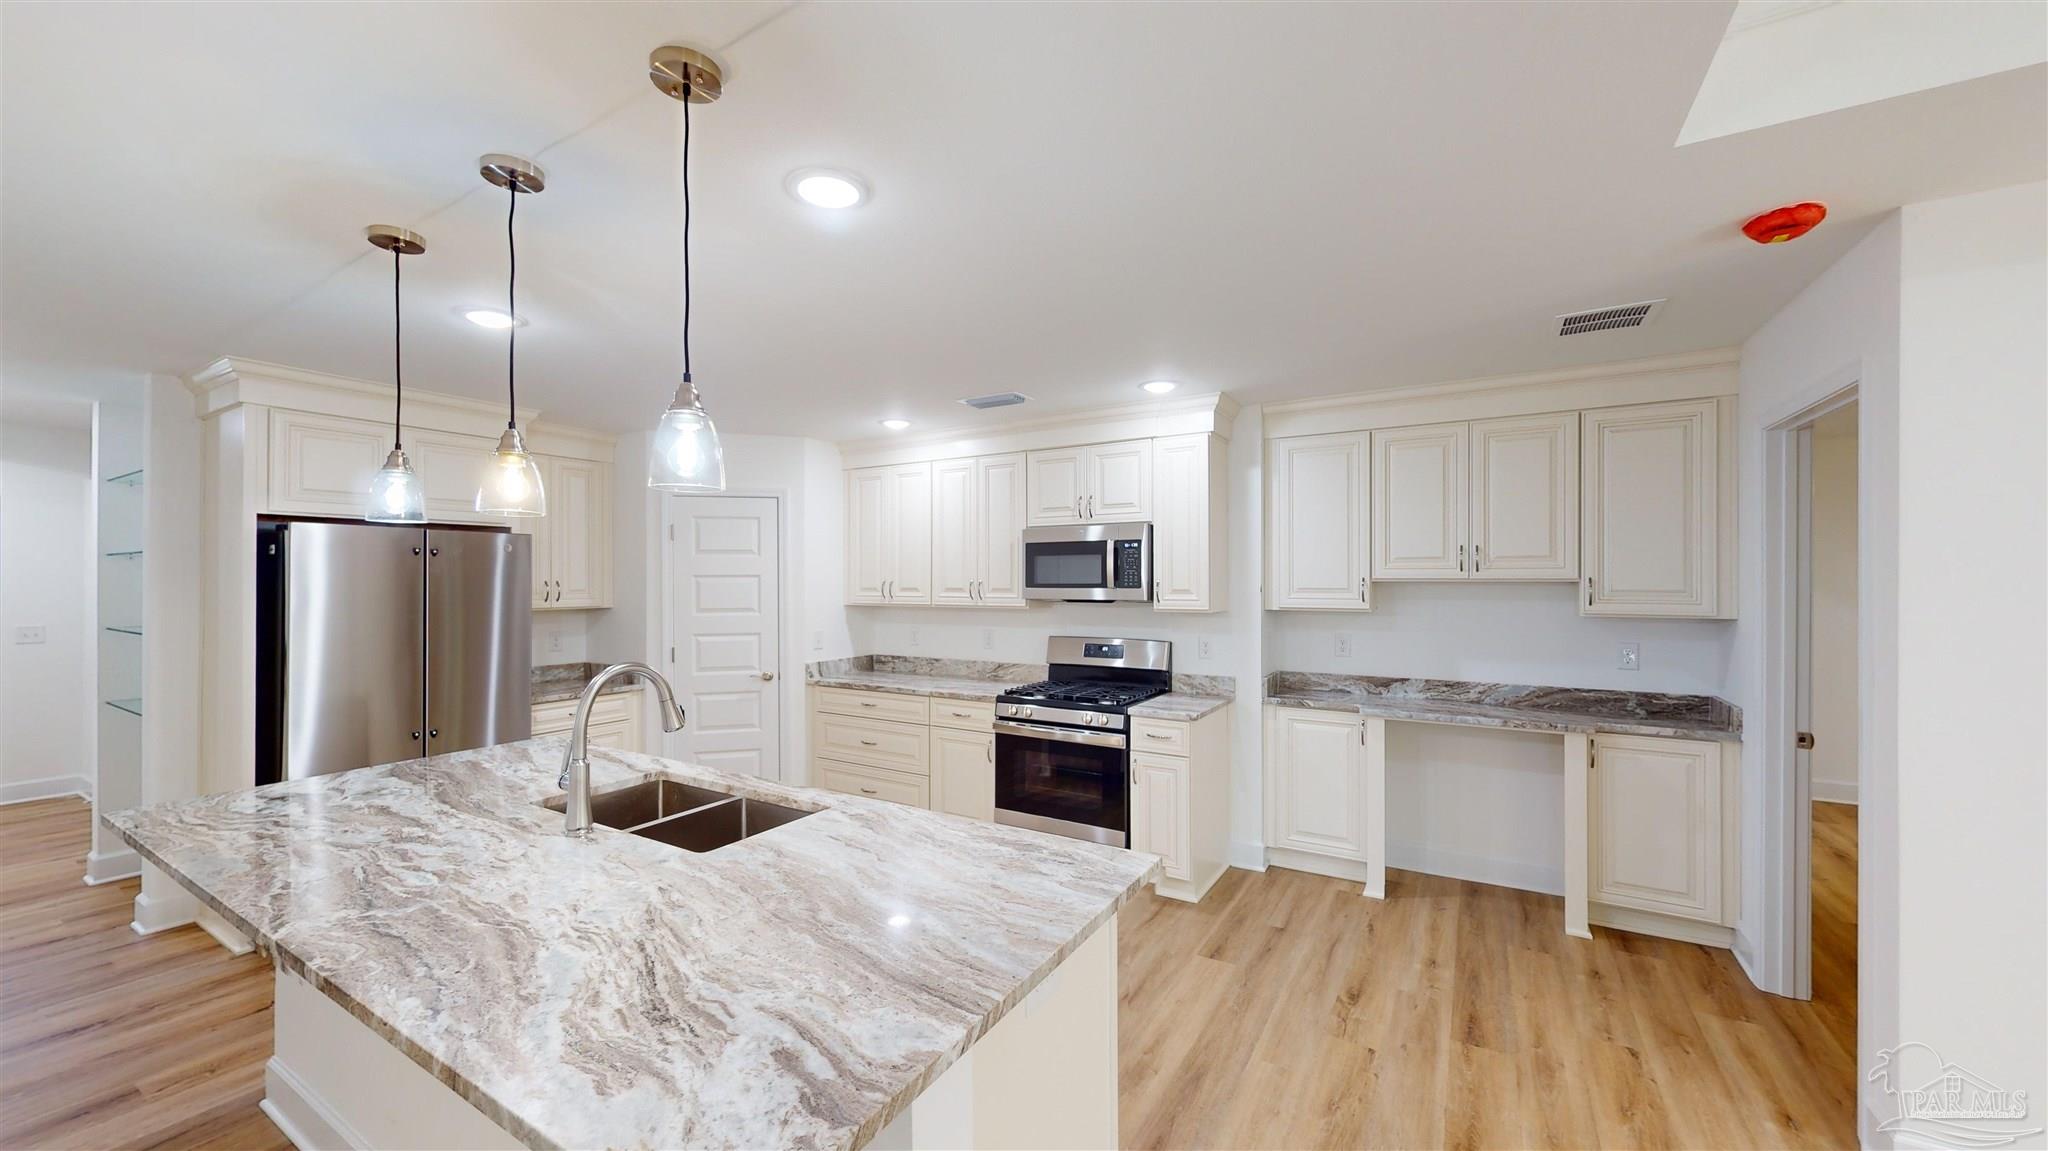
[1556,299,1665,336]
[959,391,1031,410]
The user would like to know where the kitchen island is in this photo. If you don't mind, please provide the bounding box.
[103,740,1156,1151]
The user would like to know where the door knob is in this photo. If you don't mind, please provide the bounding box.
[759,671,776,682]
[1795,731,1816,750]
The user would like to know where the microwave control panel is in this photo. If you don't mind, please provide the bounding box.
[1113,539,1145,589]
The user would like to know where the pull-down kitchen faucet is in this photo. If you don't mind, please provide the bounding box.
[559,662,687,838]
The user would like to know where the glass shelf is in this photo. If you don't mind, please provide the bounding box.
[105,698,143,717]
[105,625,143,636]
[104,469,144,486]
[104,549,143,559]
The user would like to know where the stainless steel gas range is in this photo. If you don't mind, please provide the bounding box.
[993,636,1171,848]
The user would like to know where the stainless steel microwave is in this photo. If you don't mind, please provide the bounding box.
[1021,523,1152,602]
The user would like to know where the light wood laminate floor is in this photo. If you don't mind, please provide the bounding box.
[1,796,1857,1150]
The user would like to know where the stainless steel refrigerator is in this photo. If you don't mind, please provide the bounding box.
[255,519,531,784]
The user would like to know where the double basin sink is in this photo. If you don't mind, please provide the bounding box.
[544,778,813,852]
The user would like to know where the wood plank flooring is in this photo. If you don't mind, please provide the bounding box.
[0,796,1857,1150]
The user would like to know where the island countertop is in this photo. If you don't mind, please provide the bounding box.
[102,740,1157,1151]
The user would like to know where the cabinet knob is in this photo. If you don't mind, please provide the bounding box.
[759,671,776,682]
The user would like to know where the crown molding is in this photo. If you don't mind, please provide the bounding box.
[837,392,1239,470]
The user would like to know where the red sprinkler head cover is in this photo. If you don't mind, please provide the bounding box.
[1743,202,1827,244]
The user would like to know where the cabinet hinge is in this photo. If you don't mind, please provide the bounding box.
[668,524,675,541]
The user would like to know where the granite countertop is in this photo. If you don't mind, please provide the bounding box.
[805,655,1041,702]
[103,742,1156,1151]
[1128,693,1232,721]
[808,670,1023,701]
[530,662,645,705]
[1264,672,1742,742]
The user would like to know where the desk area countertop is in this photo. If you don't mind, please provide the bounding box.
[1264,671,1741,742]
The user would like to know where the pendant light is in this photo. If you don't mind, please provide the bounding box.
[475,154,548,517]
[364,225,427,523]
[647,46,726,493]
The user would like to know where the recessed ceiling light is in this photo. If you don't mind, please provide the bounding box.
[464,308,525,330]
[789,169,866,209]
[1141,380,1178,395]
[879,418,911,431]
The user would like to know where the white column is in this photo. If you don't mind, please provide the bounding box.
[1361,717,1386,900]
[1564,732,1591,938]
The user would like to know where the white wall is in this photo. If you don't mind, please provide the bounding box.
[0,419,94,802]
[1808,406,1858,804]
[533,611,595,665]
[1893,181,2045,1132]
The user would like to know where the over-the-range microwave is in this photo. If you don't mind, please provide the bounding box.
[1021,523,1151,602]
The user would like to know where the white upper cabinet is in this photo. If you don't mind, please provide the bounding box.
[1590,733,1724,924]
[1267,431,1371,610]
[1026,439,1152,525]
[1372,423,1467,579]
[976,453,1028,607]
[1151,434,1225,612]
[1581,399,1722,617]
[1470,412,1578,580]
[845,462,932,604]
[930,458,979,606]
[536,456,612,609]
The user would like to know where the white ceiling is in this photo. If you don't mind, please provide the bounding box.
[3,3,2042,439]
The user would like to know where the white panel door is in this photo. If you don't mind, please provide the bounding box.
[931,728,995,821]
[887,462,932,603]
[1267,432,1372,610]
[977,453,1028,607]
[1026,448,1087,525]
[667,495,781,779]
[269,410,388,517]
[930,458,978,606]
[1470,413,1578,580]
[1150,433,1211,611]
[1590,733,1722,922]
[547,457,611,608]
[408,429,499,525]
[1087,439,1153,521]
[845,467,889,604]
[1130,751,1189,880]
[1268,707,1366,859]
[1372,423,1467,579]
[1582,399,1718,616]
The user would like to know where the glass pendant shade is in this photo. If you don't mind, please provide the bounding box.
[476,427,546,516]
[366,449,427,523]
[648,379,725,492]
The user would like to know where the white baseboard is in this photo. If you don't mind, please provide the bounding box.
[1387,842,1564,897]
[1811,779,1859,805]
[1227,840,1268,872]
[1589,903,1735,949]
[83,847,141,886]
[1264,846,1369,882]
[0,775,91,805]
[264,1055,368,1151]
[131,887,200,935]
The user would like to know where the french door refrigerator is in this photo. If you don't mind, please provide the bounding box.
[256,519,531,785]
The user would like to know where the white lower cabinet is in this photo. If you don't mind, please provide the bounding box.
[1264,706,1367,861]
[931,728,996,822]
[820,760,929,808]
[1128,710,1230,902]
[531,693,642,753]
[1130,751,1189,881]
[1589,732,1725,924]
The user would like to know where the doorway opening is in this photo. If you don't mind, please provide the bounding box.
[1801,402,1859,1056]
[661,494,785,779]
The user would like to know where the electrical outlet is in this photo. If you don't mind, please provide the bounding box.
[1198,637,1214,661]
[908,626,920,648]
[1618,642,1640,671]
[1335,633,1353,658]
[13,626,45,645]
[812,630,824,652]
[982,628,994,651]
[546,629,563,655]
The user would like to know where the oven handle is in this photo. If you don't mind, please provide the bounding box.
[994,720,1127,750]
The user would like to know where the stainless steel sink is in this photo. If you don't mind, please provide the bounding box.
[543,777,813,852]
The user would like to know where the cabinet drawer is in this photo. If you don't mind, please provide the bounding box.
[819,760,929,808]
[1131,718,1190,756]
[812,712,930,774]
[929,698,996,732]
[814,687,931,725]
[531,693,633,737]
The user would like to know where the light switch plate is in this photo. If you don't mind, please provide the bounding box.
[1335,633,1353,658]
[812,630,824,652]
[1618,642,1640,671]
[13,626,45,645]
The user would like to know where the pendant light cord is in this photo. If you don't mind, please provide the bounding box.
[506,181,518,431]
[682,84,692,382]
[392,246,403,451]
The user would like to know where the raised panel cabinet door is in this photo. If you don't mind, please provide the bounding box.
[1130,751,1189,879]
[1269,707,1366,859]
[1372,423,1468,579]
[269,410,388,516]
[1267,432,1372,610]
[887,462,933,603]
[1470,413,1578,580]
[519,507,552,611]
[548,457,611,608]
[1590,733,1722,922]
[1087,438,1154,521]
[408,429,500,524]
[844,467,890,604]
[1150,433,1210,610]
[932,728,996,821]
[1582,399,1718,616]
[1026,448,1087,525]
[930,458,979,606]
[976,453,1029,606]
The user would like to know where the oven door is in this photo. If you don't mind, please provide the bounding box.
[993,721,1129,847]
